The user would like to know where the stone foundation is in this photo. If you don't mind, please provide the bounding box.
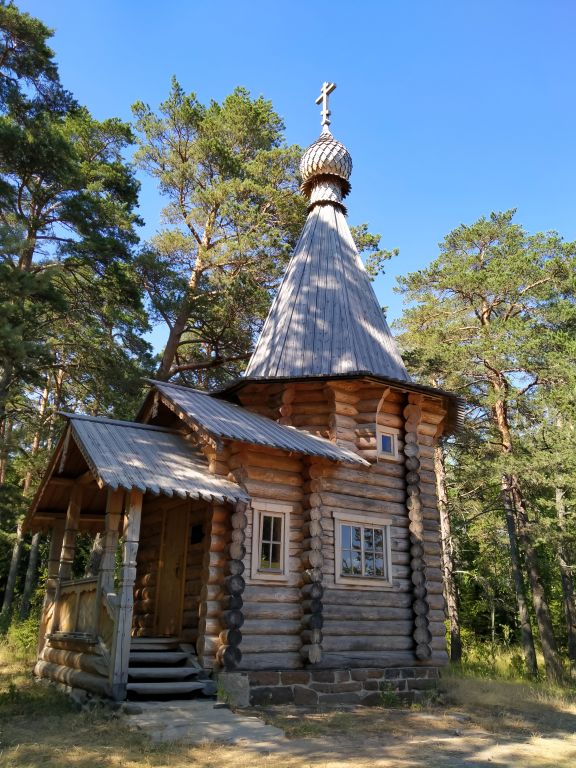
[248,667,440,706]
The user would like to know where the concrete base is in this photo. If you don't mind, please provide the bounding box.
[216,671,251,708]
[247,666,440,706]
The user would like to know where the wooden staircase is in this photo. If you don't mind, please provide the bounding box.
[127,637,214,699]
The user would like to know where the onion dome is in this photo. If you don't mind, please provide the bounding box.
[299,81,352,209]
[300,128,352,201]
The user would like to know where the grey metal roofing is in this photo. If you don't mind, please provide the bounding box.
[244,202,410,382]
[150,380,368,465]
[65,413,249,503]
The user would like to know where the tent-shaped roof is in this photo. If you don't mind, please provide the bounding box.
[149,380,368,465]
[244,165,410,382]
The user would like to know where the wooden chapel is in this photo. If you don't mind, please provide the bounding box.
[24,83,462,705]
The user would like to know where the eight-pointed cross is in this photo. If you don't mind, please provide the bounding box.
[315,82,336,129]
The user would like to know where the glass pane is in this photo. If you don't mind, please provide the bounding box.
[365,553,375,576]
[374,528,384,550]
[380,434,393,454]
[375,556,385,577]
[364,528,374,550]
[272,516,282,542]
[342,552,352,575]
[341,525,351,549]
[260,541,271,569]
[352,527,362,549]
[270,543,281,569]
[262,515,272,541]
[351,551,362,575]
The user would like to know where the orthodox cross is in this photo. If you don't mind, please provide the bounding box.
[315,81,336,129]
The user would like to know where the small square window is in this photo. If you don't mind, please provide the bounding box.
[250,503,291,582]
[376,427,399,461]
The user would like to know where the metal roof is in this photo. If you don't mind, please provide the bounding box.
[66,413,249,503]
[244,203,410,382]
[150,380,368,465]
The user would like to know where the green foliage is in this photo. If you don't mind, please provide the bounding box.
[396,210,576,671]
[132,79,307,385]
[2,608,40,659]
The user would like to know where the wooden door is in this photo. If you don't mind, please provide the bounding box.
[155,504,189,636]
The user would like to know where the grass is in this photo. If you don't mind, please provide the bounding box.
[1,642,576,767]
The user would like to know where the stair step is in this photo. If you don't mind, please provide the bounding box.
[129,642,181,651]
[129,651,189,665]
[131,637,180,647]
[126,681,206,695]
[128,667,200,680]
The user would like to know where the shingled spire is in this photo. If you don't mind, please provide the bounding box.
[244,84,410,383]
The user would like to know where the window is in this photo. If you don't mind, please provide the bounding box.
[250,502,291,582]
[376,426,400,461]
[333,511,393,588]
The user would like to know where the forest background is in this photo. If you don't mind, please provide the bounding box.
[1,1,576,684]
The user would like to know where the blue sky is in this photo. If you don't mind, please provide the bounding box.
[19,0,576,337]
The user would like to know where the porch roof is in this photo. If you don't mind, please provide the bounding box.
[66,413,250,503]
[147,380,369,465]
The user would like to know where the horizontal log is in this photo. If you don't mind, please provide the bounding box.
[323,589,414,608]
[240,634,301,653]
[242,466,302,486]
[315,651,428,669]
[242,619,301,635]
[242,602,301,620]
[243,479,302,502]
[243,585,300,603]
[319,491,405,517]
[238,652,303,670]
[230,450,302,473]
[41,647,109,677]
[323,605,412,621]
[318,478,405,504]
[323,619,414,636]
[35,661,110,697]
[322,635,414,652]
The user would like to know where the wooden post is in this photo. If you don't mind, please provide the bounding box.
[110,489,143,701]
[37,520,65,654]
[50,485,83,635]
[94,489,124,636]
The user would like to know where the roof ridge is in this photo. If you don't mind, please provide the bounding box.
[59,411,183,434]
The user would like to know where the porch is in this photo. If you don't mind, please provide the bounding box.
[24,413,249,701]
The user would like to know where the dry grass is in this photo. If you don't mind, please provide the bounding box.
[2,647,576,768]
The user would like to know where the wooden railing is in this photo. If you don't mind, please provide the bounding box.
[57,577,99,635]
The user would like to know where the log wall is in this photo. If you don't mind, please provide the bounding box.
[236,379,448,669]
[230,443,305,671]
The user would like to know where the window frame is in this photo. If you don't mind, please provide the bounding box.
[250,501,291,583]
[376,425,401,462]
[333,510,393,589]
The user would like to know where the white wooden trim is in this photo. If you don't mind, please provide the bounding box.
[332,510,393,589]
[376,425,401,462]
[249,501,291,583]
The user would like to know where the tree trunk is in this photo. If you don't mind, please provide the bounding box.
[85,533,104,577]
[501,477,538,677]
[555,485,576,666]
[19,531,41,619]
[509,475,564,682]
[434,444,462,663]
[1,523,24,616]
